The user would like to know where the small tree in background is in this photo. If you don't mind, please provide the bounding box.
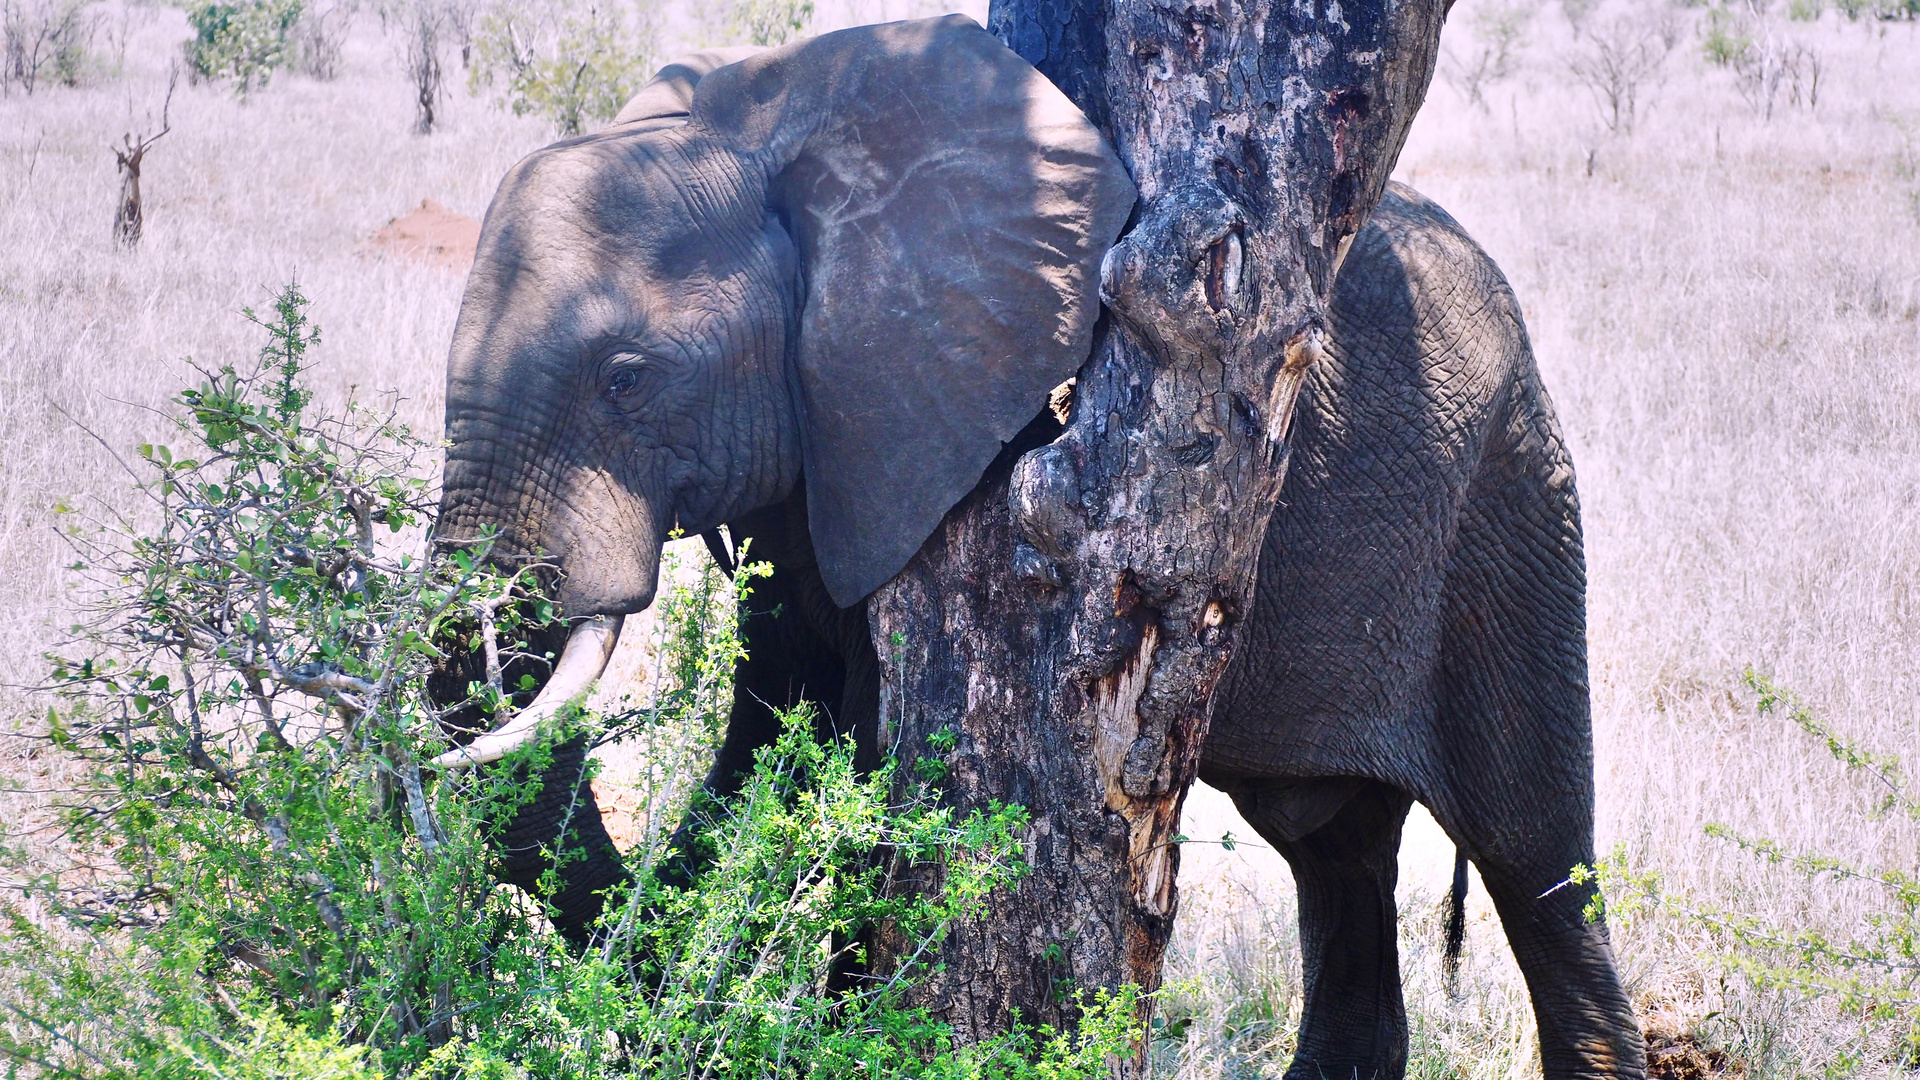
[289,0,351,80]
[468,0,655,137]
[1698,0,1826,119]
[388,0,447,133]
[442,0,479,70]
[2,0,98,94]
[1700,2,1752,67]
[1561,0,1597,37]
[1441,0,1532,111]
[183,0,302,94]
[691,0,810,52]
[1566,14,1672,135]
[726,0,812,47]
[1736,23,1820,117]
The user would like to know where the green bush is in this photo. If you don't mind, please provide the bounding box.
[0,283,1143,1078]
[1576,671,1920,1068]
[184,0,303,93]
[1700,7,1752,68]
[467,0,655,136]
[725,0,813,47]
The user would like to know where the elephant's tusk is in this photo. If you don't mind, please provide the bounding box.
[430,613,624,769]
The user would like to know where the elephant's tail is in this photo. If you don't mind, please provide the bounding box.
[1443,847,1469,993]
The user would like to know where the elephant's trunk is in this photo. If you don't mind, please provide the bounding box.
[431,613,624,768]
[439,405,667,620]
[434,393,651,947]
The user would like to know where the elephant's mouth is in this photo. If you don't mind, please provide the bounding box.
[431,613,625,768]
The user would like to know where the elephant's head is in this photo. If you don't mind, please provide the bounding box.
[435,17,1134,762]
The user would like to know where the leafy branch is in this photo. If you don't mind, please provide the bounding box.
[1,282,1145,1079]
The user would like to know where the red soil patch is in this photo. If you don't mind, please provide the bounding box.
[369,198,480,272]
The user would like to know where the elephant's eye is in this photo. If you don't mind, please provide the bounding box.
[604,365,642,401]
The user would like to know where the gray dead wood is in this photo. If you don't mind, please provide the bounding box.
[866,0,1450,1059]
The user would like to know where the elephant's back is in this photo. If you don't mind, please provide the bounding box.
[1202,183,1552,789]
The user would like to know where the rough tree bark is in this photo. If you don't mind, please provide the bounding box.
[112,70,175,250]
[866,0,1450,1055]
[406,5,444,136]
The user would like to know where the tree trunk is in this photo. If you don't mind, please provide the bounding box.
[866,0,1450,1057]
[410,12,442,136]
[114,147,144,249]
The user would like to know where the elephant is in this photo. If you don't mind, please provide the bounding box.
[429,15,1645,1080]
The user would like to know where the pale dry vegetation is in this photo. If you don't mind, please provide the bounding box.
[2,0,1918,1076]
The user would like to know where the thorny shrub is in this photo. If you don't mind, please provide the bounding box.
[0,283,1144,1078]
[1576,671,1920,1069]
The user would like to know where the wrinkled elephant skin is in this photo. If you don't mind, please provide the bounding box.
[432,18,1645,1080]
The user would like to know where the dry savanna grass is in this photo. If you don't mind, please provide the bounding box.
[2,0,1918,1076]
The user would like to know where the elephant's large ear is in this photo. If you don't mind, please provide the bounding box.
[691,16,1135,607]
[614,46,764,124]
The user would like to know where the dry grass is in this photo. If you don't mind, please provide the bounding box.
[1432,4,1920,1072]
[2,0,1918,1076]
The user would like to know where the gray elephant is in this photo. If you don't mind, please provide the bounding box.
[429,16,1644,1080]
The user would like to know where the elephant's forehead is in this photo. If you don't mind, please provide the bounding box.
[464,129,780,360]
[488,131,754,273]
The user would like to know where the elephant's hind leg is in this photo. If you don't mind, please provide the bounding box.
[1230,778,1414,1080]
[1436,748,1643,1079]
[1427,402,1645,1079]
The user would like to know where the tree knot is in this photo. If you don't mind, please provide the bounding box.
[1008,442,1086,563]
[1259,324,1328,453]
[1098,183,1248,359]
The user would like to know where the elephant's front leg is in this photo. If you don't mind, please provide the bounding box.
[1231,778,1415,1080]
[706,550,863,790]
[660,521,872,889]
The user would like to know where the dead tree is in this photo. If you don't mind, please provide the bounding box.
[112,69,175,250]
[866,0,1450,1059]
[401,1,446,135]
